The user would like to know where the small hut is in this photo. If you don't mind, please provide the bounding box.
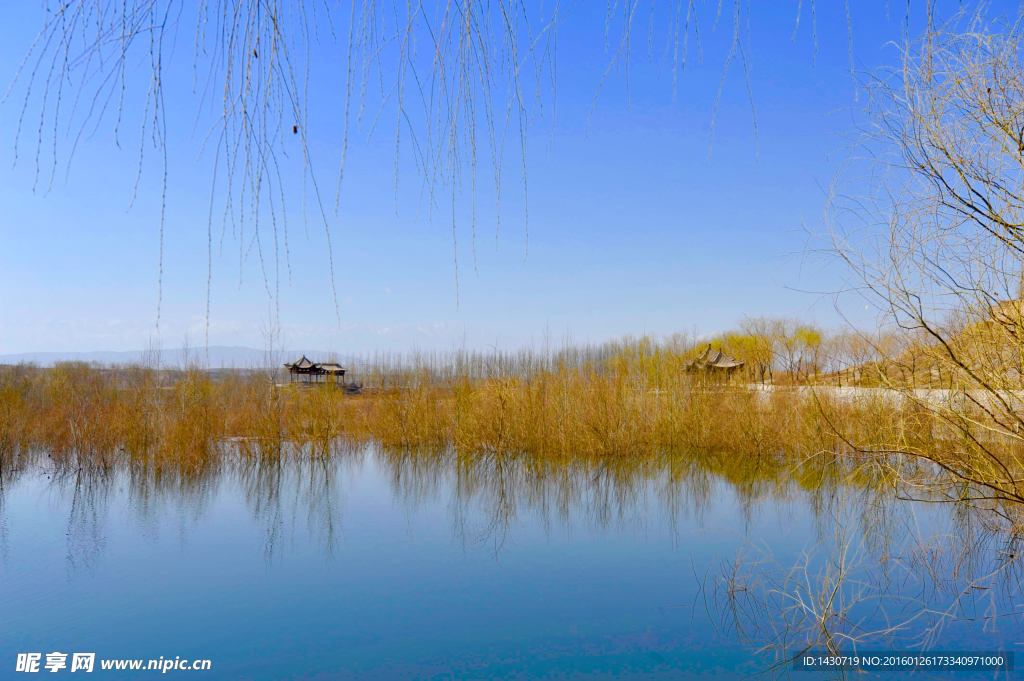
[685,345,745,381]
[284,356,347,386]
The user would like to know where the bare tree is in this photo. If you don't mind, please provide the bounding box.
[823,9,1024,508]
[821,330,848,386]
[738,315,778,385]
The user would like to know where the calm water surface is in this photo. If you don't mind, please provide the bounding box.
[1,448,1021,679]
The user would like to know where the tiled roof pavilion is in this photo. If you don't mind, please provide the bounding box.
[284,356,347,384]
[685,345,745,373]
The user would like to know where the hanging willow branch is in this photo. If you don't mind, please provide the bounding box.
[4,0,784,346]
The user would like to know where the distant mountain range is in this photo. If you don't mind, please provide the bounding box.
[0,322,532,367]
[272,320,512,353]
[0,346,342,368]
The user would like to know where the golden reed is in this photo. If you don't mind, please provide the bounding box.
[5,344,1024,524]
[0,344,909,466]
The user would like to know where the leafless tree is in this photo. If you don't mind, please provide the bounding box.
[738,315,779,384]
[823,8,1024,510]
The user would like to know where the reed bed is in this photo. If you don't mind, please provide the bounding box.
[3,340,1024,525]
[0,351,869,463]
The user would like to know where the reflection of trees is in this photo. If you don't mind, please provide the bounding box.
[17,441,355,569]
[53,466,114,576]
[236,441,357,562]
[708,494,1024,675]
[11,441,944,568]
[373,444,895,558]
[376,447,658,557]
[126,453,221,535]
[376,444,1024,663]
[288,443,351,561]
[10,436,1024,670]
[237,445,287,562]
[452,452,526,557]
[0,470,11,567]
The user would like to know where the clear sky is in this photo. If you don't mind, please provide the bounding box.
[0,1,994,356]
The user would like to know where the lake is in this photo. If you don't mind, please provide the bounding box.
[1,446,1021,679]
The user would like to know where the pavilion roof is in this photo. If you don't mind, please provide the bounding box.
[686,345,745,370]
[319,362,346,373]
[283,356,347,373]
[285,355,316,370]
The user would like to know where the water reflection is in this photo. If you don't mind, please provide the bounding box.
[3,444,1023,676]
[0,471,9,567]
[235,445,355,561]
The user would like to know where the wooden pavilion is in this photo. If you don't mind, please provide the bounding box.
[283,356,347,386]
[685,345,745,381]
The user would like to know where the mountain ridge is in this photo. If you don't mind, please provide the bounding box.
[0,346,351,368]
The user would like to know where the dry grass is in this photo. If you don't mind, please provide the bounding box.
[3,339,1024,527]
[0,352,914,471]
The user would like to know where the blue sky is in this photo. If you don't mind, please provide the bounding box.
[0,1,987,355]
